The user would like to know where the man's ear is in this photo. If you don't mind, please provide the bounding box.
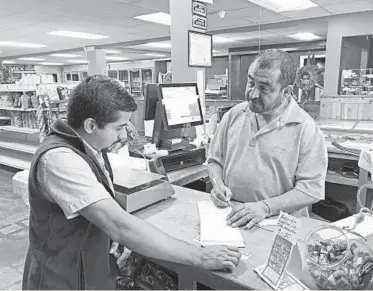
[284,85,293,96]
[83,118,96,134]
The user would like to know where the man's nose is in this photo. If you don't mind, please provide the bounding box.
[249,86,260,99]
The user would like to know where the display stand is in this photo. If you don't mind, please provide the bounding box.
[152,102,196,152]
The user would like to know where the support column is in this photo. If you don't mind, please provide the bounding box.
[86,48,106,76]
[169,0,207,109]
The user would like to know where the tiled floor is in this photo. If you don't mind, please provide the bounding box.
[0,168,29,290]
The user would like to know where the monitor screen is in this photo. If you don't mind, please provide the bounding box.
[159,85,203,127]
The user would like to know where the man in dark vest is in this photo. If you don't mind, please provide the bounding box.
[22,75,241,290]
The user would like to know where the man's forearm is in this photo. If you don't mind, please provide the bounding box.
[208,162,224,187]
[264,188,319,216]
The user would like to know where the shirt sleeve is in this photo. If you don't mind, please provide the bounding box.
[37,148,112,219]
[206,113,229,167]
[294,122,328,200]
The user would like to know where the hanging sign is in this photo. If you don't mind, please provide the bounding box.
[192,1,207,17]
[192,15,207,30]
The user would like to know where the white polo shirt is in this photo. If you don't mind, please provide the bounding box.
[207,97,328,217]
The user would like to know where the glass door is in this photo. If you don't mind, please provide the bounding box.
[130,70,141,97]
[119,70,130,93]
[141,69,153,96]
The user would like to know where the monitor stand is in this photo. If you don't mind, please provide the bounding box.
[152,102,196,152]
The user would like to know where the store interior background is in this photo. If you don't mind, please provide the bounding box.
[1,0,373,217]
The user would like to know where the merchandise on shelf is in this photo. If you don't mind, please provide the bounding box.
[340,69,373,95]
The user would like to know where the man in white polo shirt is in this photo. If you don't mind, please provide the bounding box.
[207,49,328,229]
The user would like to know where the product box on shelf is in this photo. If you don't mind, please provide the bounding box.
[340,68,373,95]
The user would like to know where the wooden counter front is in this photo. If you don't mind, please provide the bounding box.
[134,185,335,290]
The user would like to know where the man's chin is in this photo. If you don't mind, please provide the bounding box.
[248,102,263,113]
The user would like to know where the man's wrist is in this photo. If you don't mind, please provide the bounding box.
[261,200,271,218]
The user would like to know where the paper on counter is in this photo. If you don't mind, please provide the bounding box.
[197,201,245,248]
[332,214,373,238]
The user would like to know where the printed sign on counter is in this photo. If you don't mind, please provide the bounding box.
[254,212,306,290]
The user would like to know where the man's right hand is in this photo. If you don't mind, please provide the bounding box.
[198,246,241,272]
[211,185,233,208]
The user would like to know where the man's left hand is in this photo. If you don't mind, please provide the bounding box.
[110,242,132,269]
[226,202,268,229]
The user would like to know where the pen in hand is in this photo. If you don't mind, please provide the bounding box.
[211,175,235,211]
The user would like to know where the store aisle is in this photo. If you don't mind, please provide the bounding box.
[0,168,29,290]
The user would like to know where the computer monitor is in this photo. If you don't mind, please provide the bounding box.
[157,83,204,130]
[144,83,159,121]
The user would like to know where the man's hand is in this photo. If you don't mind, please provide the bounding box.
[226,201,269,229]
[199,246,241,272]
[109,242,132,269]
[210,185,233,208]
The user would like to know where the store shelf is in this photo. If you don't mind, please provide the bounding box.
[326,172,358,187]
[0,126,38,134]
[0,138,37,154]
[0,107,38,112]
[0,152,31,170]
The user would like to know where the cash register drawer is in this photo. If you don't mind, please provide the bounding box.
[160,147,206,172]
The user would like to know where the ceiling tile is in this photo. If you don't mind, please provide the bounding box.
[322,0,373,14]
[212,0,254,11]
[131,0,170,13]
[208,14,254,30]
[281,6,331,19]
[238,6,290,23]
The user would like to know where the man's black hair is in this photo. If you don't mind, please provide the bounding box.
[67,75,137,129]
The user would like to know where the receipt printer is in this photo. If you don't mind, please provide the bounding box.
[113,167,175,213]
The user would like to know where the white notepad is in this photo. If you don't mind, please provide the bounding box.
[197,201,245,247]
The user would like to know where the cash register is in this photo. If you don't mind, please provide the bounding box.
[130,83,206,173]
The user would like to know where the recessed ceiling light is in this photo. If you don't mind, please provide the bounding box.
[2,60,16,64]
[288,32,322,41]
[66,60,88,64]
[144,53,166,57]
[144,42,172,49]
[50,53,81,58]
[38,62,64,66]
[0,41,47,48]
[48,30,109,40]
[106,56,129,61]
[106,50,121,54]
[135,12,171,26]
[248,0,317,12]
[18,57,45,61]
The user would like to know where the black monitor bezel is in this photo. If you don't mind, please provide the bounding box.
[157,83,204,130]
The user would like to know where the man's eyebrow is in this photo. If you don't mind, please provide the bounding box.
[117,123,128,127]
[248,74,271,86]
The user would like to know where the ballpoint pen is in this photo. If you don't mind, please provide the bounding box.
[211,175,235,210]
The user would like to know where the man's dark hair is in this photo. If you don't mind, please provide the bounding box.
[253,49,297,88]
[67,75,137,129]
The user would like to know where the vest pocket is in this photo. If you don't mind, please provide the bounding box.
[78,252,86,290]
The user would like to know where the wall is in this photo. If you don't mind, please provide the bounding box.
[324,11,373,95]
[34,65,63,83]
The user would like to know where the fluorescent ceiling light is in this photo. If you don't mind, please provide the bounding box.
[288,32,322,41]
[144,53,166,57]
[135,12,171,26]
[50,53,80,58]
[248,0,317,12]
[18,57,45,61]
[106,56,129,61]
[144,42,172,49]
[0,41,47,48]
[2,60,16,64]
[213,35,252,43]
[106,50,121,54]
[66,60,88,64]
[213,49,220,53]
[38,62,64,66]
[48,30,109,40]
